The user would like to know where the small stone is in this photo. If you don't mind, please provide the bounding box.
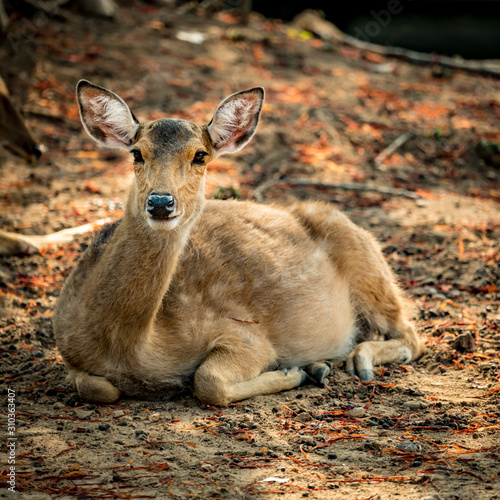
[378,430,390,437]
[149,412,160,422]
[404,401,428,410]
[479,362,496,371]
[74,409,94,419]
[397,441,419,452]
[453,332,475,353]
[53,402,65,410]
[243,414,253,422]
[349,407,366,418]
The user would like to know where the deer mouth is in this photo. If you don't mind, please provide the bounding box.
[149,213,178,221]
[146,211,183,229]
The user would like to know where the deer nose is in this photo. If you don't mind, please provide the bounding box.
[146,193,175,219]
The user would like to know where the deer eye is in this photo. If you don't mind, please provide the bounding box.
[131,149,143,163]
[193,151,208,165]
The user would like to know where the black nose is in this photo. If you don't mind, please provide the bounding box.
[146,193,175,219]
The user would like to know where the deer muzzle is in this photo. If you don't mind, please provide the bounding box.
[146,193,176,220]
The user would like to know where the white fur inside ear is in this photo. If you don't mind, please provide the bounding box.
[85,93,138,148]
[208,94,261,155]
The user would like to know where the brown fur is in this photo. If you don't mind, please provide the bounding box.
[53,82,425,405]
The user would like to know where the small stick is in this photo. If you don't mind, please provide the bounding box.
[374,132,413,169]
[255,178,420,200]
[254,173,283,203]
[0,217,112,256]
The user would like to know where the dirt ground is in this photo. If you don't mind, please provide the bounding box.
[1,3,499,499]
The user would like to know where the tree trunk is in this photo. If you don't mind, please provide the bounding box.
[0,0,9,38]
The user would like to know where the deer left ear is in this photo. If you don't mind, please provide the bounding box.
[207,87,264,157]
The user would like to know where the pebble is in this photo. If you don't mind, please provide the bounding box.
[397,441,419,452]
[53,402,65,410]
[453,332,475,353]
[349,407,366,418]
[74,409,93,419]
[149,412,161,422]
[404,401,428,410]
[243,414,254,422]
[479,362,497,371]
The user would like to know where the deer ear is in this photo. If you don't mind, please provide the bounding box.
[76,79,139,150]
[207,87,264,156]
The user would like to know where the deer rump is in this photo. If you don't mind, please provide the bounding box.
[53,80,424,405]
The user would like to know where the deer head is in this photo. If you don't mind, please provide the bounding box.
[76,80,264,231]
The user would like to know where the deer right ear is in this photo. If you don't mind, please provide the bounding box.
[76,80,139,150]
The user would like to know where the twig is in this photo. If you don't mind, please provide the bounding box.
[374,132,413,169]
[24,108,80,129]
[54,440,85,457]
[254,172,283,203]
[294,10,500,78]
[256,178,421,200]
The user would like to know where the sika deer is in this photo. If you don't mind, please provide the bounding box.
[53,80,424,404]
[0,76,41,163]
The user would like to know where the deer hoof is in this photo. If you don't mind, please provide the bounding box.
[305,361,331,385]
[358,369,373,382]
[281,366,308,385]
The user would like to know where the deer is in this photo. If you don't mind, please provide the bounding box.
[52,79,425,405]
[0,76,41,163]
[0,75,57,256]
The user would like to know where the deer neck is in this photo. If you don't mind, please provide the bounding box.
[84,190,203,349]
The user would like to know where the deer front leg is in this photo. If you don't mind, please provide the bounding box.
[345,320,424,381]
[70,370,121,403]
[194,336,307,405]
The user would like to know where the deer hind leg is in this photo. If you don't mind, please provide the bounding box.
[346,321,423,381]
[194,334,307,405]
[342,236,424,382]
[70,370,121,403]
